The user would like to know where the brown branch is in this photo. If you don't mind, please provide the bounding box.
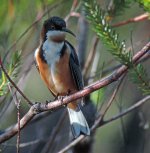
[0,57,33,106]
[41,41,149,112]
[112,13,149,27]
[0,41,149,143]
[65,0,79,22]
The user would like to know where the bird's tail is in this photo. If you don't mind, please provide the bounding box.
[67,105,90,138]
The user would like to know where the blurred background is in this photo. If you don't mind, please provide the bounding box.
[0,0,150,153]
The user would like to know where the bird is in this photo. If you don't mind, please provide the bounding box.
[34,16,90,138]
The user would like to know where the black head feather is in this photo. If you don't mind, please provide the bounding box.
[43,16,66,31]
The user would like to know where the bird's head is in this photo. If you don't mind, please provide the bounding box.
[41,16,75,42]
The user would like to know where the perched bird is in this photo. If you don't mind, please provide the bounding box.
[34,16,90,138]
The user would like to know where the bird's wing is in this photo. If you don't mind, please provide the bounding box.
[66,41,84,91]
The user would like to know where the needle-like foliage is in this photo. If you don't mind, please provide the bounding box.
[129,64,150,95]
[83,0,132,66]
[0,51,21,96]
[83,0,150,95]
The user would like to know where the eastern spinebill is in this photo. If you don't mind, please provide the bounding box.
[34,16,90,138]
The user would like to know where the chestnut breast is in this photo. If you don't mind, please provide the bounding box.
[35,46,77,96]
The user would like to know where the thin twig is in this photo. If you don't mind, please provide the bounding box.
[16,95,21,153]
[65,0,79,22]
[103,96,150,125]
[77,10,89,69]
[0,58,33,106]
[112,13,149,27]
[58,135,84,153]
[97,75,126,123]
[83,36,99,77]
[8,83,21,153]
[19,139,44,147]
[1,139,45,147]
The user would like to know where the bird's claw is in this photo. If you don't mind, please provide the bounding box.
[57,96,67,107]
[57,95,65,102]
[33,102,42,114]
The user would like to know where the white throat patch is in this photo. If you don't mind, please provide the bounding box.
[46,30,65,39]
[42,35,64,65]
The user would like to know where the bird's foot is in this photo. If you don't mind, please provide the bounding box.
[57,95,67,107]
[33,102,42,114]
[44,100,51,108]
[57,95,65,102]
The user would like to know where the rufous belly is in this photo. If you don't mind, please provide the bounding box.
[35,48,77,110]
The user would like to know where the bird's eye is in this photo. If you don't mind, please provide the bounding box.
[51,25,55,30]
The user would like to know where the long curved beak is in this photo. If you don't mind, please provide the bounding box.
[62,27,76,37]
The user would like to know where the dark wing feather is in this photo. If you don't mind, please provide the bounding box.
[65,41,84,91]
